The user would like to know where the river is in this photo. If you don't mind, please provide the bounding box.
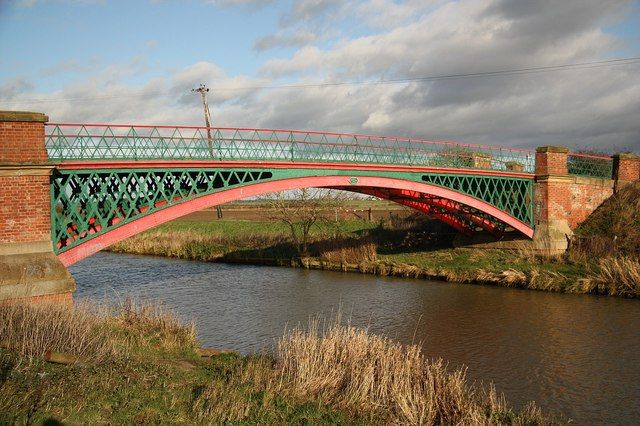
[71,252,640,424]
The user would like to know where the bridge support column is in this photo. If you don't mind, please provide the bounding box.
[613,153,640,191]
[0,111,75,305]
[533,146,574,255]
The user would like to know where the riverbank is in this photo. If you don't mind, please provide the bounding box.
[109,215,639,298]
[0,301,553,424]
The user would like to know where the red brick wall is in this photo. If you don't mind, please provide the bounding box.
[0,175,51,243]
[613,155,640,182]
[0,121,47,162]
[535,177,613,229]
[1,113,51,245]
[534,180,569,223]
[535,145,616,231]
[566,180,614,229]
[535,147,569,176]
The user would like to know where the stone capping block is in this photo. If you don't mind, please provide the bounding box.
[505,161,524,172]
[613,153,640,160]
[536,146,569,154]
[0,111,49,123]
[0,164,57,177]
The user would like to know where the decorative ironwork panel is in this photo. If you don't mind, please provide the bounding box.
[46,124,537,173]
[421,174,534,227]
[51,167,535,254]
[567,154,613,179]
[51,168,274,254]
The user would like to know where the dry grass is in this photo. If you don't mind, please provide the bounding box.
[191,356,276,422]
[0,301,554,424]
[566,235,613,262]
[113,298,197,351]
[0,298,197,365]
[578,256,640,297]
[317,237,378,264]
[575,181,640,256]
[111,230,217,258]
[0,301,115,363]
[111,229,286,260]
[274,318,550,425]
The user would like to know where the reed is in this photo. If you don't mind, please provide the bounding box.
[317,236,378,264]
[0,301,114,363]
[274,318,551,425]
[578,256,640,297]
[114,298,197,351]
[0,298,197,365]
[111,229,288,260]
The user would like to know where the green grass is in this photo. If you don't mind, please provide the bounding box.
[110,219,379,261]
[0,354,355,424]
[220,198,404,210]
[382,249,588,277]
[157,218,378,238]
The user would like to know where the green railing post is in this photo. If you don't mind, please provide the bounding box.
[289,132,296,162]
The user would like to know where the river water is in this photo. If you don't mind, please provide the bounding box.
[71,252,640,424]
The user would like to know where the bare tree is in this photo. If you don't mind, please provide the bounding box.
[263,188,345,255]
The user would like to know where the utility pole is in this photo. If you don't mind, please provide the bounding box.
[192,84,214,157]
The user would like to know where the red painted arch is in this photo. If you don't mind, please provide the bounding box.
[57,175,534,266]
[338,186,499,234]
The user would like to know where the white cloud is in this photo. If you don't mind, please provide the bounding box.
[206,0,273,7]
[3,0,639,153]
[254,30,317,52]
[0,77,34,99]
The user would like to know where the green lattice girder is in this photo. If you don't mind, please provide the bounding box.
[421,174,534,227]
[51,167,534,254]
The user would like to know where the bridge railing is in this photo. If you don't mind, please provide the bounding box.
[45,124,536,173]
[567,152,614,179]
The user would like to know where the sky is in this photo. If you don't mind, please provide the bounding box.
[1,0,639,151]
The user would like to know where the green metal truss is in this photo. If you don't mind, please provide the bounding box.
[421,174,534,227]
[51,167,534,254]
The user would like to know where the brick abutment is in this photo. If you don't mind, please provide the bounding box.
[0,111,75,305]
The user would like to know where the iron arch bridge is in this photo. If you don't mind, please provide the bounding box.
[46,124,536,266]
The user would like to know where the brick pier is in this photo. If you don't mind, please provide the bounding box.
[0,111,75,305]
[533,146,638,253]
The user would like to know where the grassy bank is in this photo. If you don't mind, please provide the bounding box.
[109,219,378,261]
[0,301,554,424]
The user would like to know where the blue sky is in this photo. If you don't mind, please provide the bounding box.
[1,1,280,89]
[0,0,383,91]
[1,0,639,150]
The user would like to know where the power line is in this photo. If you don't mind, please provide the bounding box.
[2,56,639,104]
[215,56,640,91]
